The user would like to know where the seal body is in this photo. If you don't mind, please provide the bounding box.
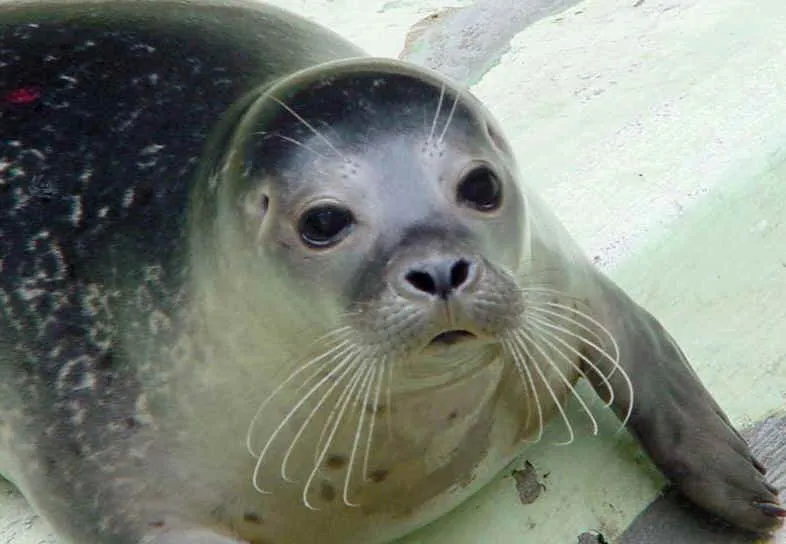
[0,1,783,543]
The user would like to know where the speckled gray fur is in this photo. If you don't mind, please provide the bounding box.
[0,2,361,541]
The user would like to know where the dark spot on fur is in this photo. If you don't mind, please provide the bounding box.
[44,456,56,473]
[370,468,389,483]
[447,410,458,421]
[136,185,155,207]
[320,480,336,502]
[97,351,115,370]
[148,520,165,528]
[124,416,138,429]
[68,441,83,457]
[325,454,347,469]
[243,511,263,525]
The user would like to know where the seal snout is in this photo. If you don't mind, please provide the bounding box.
[400,256,477,300]
[393,255,486,348]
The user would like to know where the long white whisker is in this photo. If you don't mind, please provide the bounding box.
[427,83,446,143]
[526,304,606,350]
[307,353,369,485]
[363,356,386,480]
[315,325,354,343]
[524,320,600,436]
[250,344,358,493]
[342,360,378,507]
[542,302,634,427]
[269,96,346,160]
[515,286,587,302]
[311,349,368,464]
[290,332,356,402]
[275,134,329,159]
[246,337,352,457]
[516,286,578,296]
[542,301,621,365]
[529,302,632,429]
[525,312,615,407]
[502,336,544,444]
[385,357,394,442]
[437,89,460,144]
[279,347,364,484]
[302,357,370,510]
[252,130,330,160]
[512,330,575,446]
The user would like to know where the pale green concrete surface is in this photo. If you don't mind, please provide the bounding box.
[2,0,785,542]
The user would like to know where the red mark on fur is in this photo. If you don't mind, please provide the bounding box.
[4,86,42,105]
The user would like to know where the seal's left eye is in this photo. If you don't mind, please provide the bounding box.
[298,204,354,248]
[457,165,502,212]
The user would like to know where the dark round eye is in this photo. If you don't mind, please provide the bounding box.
[457,165,502,211]
[298,204,354,248]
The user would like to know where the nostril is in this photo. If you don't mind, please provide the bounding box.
[403,258,475,299]
[450,259,471,289]
[405,270,437,295]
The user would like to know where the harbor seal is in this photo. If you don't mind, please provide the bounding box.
[0,1,783,543]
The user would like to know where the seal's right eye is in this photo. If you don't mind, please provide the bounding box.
[298,204,355,248]
[457,165,502,212]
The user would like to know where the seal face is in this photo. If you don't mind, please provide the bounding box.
[1,1,783,543]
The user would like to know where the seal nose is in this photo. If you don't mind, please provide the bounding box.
[403,258,476,299]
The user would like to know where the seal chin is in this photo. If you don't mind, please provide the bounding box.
[392,331,502,390]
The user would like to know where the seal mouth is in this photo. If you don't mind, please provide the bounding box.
[429,330,476,346]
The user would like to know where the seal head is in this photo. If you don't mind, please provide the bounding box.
[184,62,543,534]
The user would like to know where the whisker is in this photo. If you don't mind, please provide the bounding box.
[363,356,386,480]
[290,356,348,415]
[526,304,606,349]
[437,88,460,144]
[274,134,330,160]
[251,130,330,160]
[516,285,591,305]
[279,346,364,484]
[269,95,346,160]
[531,302,633,429]
[302,356,371,510]
[250,344,358,493]
[427,83,446,143]
[525,311,616,406]
[512,330,575,446]
[501,336,545,444]
[524,319,600,435]
[384,356,394,442]
[342,360,378,507]
[314,325,355,345]
[541,301,621,364]
[246,337,352,457]
[311,349,368,463]
[308,353,370,481]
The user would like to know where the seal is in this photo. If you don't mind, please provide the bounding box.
[0,1,783,543]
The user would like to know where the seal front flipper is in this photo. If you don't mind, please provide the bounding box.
[585,275,785,534]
